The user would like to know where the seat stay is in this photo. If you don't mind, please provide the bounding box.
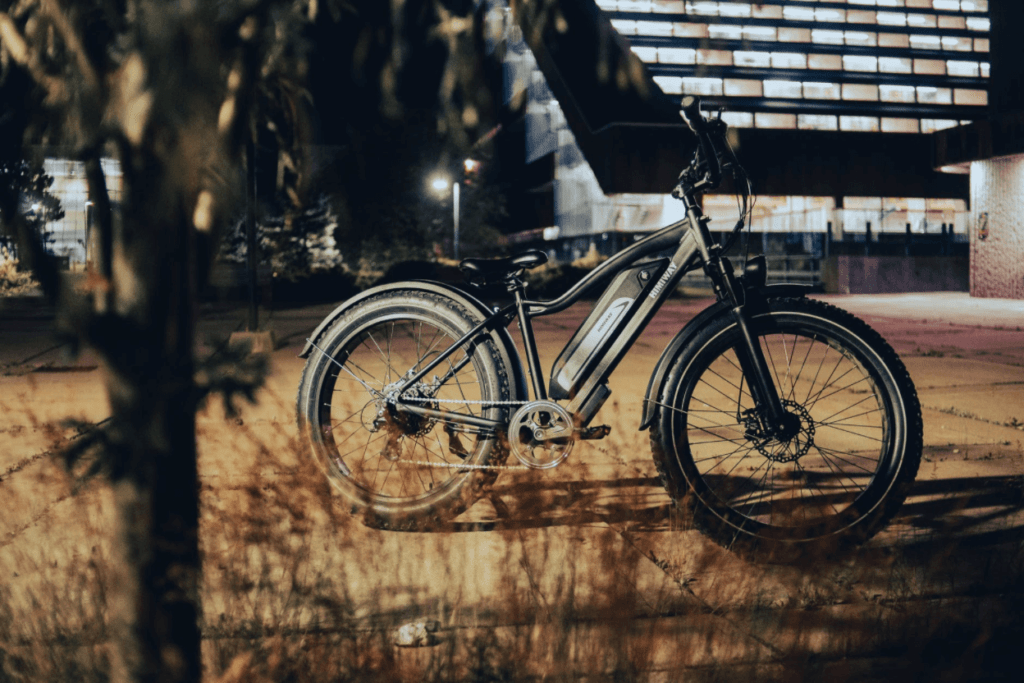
[396,302,518,399]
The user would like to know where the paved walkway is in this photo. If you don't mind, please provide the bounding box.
[2,291,1022,680]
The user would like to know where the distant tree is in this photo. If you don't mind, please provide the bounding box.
[219,191,344,280]
[0,160,64,253]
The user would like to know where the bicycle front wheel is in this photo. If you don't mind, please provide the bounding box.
[296,289,512,529]
[651,297,922,558]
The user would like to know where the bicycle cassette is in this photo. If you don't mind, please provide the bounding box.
[508,401,575,469]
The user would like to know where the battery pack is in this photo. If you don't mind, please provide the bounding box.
[549,259,668,400]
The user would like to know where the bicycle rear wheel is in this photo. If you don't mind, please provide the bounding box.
[297,290,512,529]
[651,297,922,558]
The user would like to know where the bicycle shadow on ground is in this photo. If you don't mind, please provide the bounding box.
[437,472,1024,554]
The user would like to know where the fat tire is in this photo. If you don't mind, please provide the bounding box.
[296,290,511,530]
[651,297,922,560]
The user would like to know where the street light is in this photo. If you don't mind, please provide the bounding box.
[429,173,460,260]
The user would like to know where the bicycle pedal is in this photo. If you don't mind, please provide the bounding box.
[578,425,611,440]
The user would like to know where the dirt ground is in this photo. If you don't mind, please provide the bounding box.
[1,291,1023,681]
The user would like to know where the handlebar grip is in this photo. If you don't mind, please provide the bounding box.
[680,96,721,187]
[680,96,706,133]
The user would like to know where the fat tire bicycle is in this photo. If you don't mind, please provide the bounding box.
[296,97,922,558]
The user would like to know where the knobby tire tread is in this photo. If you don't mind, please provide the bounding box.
[296,290,511,531]
[650,297,923,560]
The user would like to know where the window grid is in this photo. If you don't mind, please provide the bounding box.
[611,0,987,132]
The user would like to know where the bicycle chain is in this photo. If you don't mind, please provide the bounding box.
[400,396,528,406]
[395,397,534,471]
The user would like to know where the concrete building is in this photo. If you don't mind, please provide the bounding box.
[490,0,1018,297]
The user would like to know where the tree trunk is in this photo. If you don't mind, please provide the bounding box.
[102,149,203,682]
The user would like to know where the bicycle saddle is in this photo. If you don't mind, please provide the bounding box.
[459,250,548,283]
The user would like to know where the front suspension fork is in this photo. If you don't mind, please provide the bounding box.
[705,254,788,435]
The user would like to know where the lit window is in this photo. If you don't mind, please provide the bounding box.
[697,49,733,66]
[636,20,673,36]
[840,116,880,132]
[803,82,841,100]
[734,51,770,68]
[779,27,811,42]
[618,1,651,11]
[743,26,778,41]
[688,2,719,16]
[964,1,988,12]
[798,114,838,131]
[764,80,803,98]
[708,24,743,40]
[966,17,990,32]
[596,0,617,9]
[631,46,658,63]
[946,60,980,77]
[981,62,990,77]
[879,33,910,48]
[943,36,973,51]
[653,76,683,94]
[658,47,697,64]
[754,113,797,129]
[974,39,989,52]
[906,14,936,28]
[843,55,878,72]
[847,10,876,24]
[673,23,709,38]
[771,52,807,69]
[720,112,754,128]
[610,19,637,35]
[783,6,815,22]
[717,2,751,17]
[938,15,967,30]
[842,83,879,101]
[920,119,959,133]
[724,79,763,97]
[909,35,941,48]
[879,57,913,73]
[881,118,920,133]
[751,5,783,20]
[880,85,916,102]
[816,9,846,22]
[845,32,877,46]
[913,59,946,75]
[917,86,952,104]
[932,0,960,10]
[682,77,724,96]
[875,0,902,6]
[651,2,686,13]
[954,89,988,106]
[877,12,907,26]
[809,54,843,70]
[812,29,845,45]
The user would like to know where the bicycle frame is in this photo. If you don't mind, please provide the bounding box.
[391,189,772,434]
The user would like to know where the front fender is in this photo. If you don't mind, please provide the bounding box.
[298,280,529,403]
[638,283,812,430]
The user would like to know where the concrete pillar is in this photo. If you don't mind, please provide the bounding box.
[969,155,1024,298]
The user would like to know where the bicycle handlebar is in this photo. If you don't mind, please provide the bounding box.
[679,96,722,190]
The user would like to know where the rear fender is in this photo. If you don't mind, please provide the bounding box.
[298,281,529,403]
[638,283,811,430]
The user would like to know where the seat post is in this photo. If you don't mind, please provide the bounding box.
[511,281,547,401]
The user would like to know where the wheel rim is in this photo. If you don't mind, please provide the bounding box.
[676,319,901,539]
[314,316,495,504]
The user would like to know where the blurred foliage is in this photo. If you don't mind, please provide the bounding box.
[0,160,64,255]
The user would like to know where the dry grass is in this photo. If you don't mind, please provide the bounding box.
[1,374,1023,682]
